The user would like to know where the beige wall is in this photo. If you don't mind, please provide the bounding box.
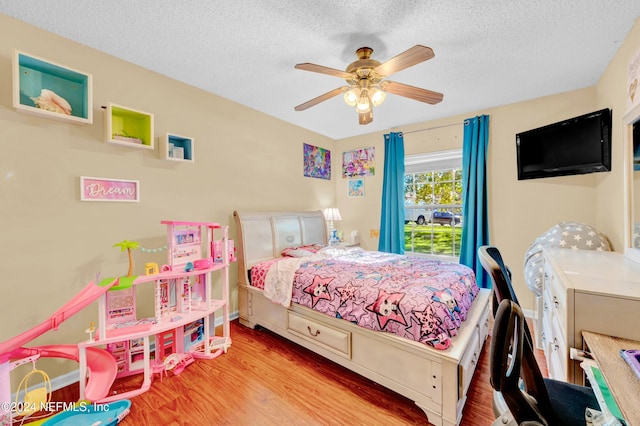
[0,15,336,365]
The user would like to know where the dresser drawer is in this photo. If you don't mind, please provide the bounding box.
[287,312,351,359]
[544,266,567,330]
[476,305,491,352]
[547,315,568,381]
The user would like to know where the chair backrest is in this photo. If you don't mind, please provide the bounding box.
[477,246,520,315]
[491,299,549,425]
[478,245,552,418]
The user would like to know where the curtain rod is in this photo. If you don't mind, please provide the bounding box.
[401,120,469,135]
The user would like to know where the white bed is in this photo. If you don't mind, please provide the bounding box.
[233,210,491,426]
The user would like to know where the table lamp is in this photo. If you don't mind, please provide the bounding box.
[323,208,342,245]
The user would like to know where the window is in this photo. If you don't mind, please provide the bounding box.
[404,150,463,257]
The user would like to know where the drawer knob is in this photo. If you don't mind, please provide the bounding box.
[307,326,320,337]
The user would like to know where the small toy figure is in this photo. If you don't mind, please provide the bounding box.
[185,262,194,272]
[85,322,96,342]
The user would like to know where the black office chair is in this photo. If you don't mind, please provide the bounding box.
[492,299,600,425]
[478,245,553,419]
[479,245,600,425]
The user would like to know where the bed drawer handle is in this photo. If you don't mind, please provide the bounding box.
[307,326,320,337]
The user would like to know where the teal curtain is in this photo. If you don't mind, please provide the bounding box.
[460,115,490,288]
[378,132,405,254]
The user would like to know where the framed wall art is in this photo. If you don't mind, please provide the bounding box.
[80,176,140,202]
[303,143,331,180]
[348,178,365,198]
[342,146,375,177]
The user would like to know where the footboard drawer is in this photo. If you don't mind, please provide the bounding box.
[287,312,351,359]
[458,331,480,397]
[476,306,491,352]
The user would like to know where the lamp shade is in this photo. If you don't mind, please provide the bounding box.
[323,208,342,222]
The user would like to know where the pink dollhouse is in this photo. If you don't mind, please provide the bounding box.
[81,220,233,402]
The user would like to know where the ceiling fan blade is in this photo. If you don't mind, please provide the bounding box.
[294,86,350,111]
[381,81,443,104]
[359,110,373,125]
[374,45,435,77]
[295,63,353,79]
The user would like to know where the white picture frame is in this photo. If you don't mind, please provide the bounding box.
[348,178,365,198]
[80,176,140,202]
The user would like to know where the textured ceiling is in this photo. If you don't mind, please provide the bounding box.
[1,1,640,140]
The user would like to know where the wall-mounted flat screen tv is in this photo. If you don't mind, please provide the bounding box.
[516,108,612,180]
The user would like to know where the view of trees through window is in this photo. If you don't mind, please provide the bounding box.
[404,167,463,257]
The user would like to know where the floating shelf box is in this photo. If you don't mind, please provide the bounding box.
[162,133,194,162]
[12,49,93,124]
[105,102,154,149]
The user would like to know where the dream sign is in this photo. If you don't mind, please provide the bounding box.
[80,176,140,202]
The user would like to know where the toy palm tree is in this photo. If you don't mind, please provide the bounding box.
[113,240,140,277]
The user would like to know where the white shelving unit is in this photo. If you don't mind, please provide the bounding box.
[104,102,154,149]
[161,133,194,162]
[12,49,93,124]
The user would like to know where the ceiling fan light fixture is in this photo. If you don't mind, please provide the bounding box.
[355,90,371,113]
[294,45,442,125]
[343,88,359,107]
[369,86,386,107]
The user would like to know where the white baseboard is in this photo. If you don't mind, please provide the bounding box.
[12,311,239,401]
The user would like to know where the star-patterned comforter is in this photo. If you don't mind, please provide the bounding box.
[253,248,480,349]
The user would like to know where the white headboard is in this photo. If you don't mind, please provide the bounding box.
[233,210,327,286]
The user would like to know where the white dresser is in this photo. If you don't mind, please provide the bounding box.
[541,248,640,384]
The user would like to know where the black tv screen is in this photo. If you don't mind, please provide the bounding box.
[516,108,612,180]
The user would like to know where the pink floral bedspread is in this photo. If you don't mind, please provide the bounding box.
[253,248,480,349]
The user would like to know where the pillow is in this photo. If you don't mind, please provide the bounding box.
[281,244,324,257]
[281,249,315,258]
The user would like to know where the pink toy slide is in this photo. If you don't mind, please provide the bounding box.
[11,346,116,401]
[0,280,119,402]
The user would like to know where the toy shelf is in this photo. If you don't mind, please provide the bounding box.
[12,49,93,124]
[132,263,226,284]
[161,133,194,162]
[104,102,154,149]
[91,300,226,344]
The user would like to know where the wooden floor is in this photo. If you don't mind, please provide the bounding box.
[46,319,547,426]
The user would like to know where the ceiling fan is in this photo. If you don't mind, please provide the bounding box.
[294,45,443,125]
